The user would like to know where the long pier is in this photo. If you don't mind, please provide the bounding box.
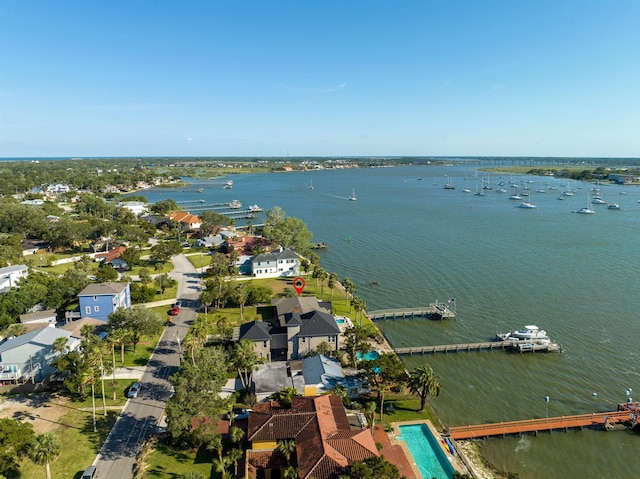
[369,303,455,321]
[394,340,560,355]
[449,407,638,440]
[394,342,510,355]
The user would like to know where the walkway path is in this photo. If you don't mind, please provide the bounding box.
[372,425,417,479]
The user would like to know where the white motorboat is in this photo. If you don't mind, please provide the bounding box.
[518,201,537,209]
[497,325,548,342]
[575,206,596,214]
[607,203,621,210]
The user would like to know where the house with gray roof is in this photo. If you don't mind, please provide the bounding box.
[77,282,131,321]
[19,309,57,326]
[250,247,300,278]
[302,355,364,399]
[0,327,79,383]
[236,321,272,361]
[233,297,341,361]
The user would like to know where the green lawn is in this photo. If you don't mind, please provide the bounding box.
[68,379,134,408]
[146,441,215,479]
[18,409,118,479]
[376,395,442,429]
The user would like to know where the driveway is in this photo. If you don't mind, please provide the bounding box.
[93,254,199,479]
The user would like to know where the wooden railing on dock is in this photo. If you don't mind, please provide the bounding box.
[449,410,636,440]
[369,304,455,320]
[394,342,509,355]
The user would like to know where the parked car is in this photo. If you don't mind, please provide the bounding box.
[170,306,180,316]
[81,466,97,479]
[127,382,141,398]
[225,408,250,421]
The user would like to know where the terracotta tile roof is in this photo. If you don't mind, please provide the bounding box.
[247,395,378,479]
[168,211,202,225]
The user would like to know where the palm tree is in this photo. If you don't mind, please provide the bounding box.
[364,401,377,433]
[283,465,300,479]
[342,277,356,309]
[227,447,243,478]
[352,296,366,326]
[232,283,249,322]
[212,456,231,479]
[328,272,338,300]
[277,439,296,465]
[232,340,266,390]
[29,432,61,479]
[408,365,442,411]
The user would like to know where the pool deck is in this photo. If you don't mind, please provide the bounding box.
[372,424,418,479]
[386,420,472,479]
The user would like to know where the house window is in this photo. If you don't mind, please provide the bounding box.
[94,306,99,312]
[93,296,98,301]
[301,337,305,343]
[329,335,335,342]
[263,341,268,348]
[85,306,91,315]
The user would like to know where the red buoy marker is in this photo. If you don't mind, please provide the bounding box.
[292,277,305,296]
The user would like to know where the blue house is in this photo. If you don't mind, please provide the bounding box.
[77,282,131,321]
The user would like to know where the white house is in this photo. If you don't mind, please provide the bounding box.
[19,309,58,326]
[0,265,29,292]
[117,201,149,216]
[46,183,71,194]
[250,248,300,278]
[20,199,44,206]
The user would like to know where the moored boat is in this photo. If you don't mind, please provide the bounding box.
[497,325,548,342]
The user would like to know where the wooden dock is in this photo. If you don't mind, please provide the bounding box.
[449,408,638,440]
[369,302,455,321]
[394,342,510,355]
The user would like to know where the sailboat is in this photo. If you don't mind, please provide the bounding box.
[575,193,595,214]
[462,177,472,193]
[309,179,314,190]
[443,175,455,189]
[349,188,357,201]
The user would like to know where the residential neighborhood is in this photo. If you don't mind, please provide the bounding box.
[0,161,457,479]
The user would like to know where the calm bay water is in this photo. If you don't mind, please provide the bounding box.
[137,165,640,478]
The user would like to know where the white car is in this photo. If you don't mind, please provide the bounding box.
[127,382,141,398]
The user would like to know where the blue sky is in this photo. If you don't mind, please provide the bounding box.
[1,1,639,158]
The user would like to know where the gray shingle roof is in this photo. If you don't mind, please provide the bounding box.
[238,321,272,341]
[78,282,128,296]
[298,311,340,337]
[252,248,299,263]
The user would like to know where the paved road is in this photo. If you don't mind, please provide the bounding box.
[94,254,199,479]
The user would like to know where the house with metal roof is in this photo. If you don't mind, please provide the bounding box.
[0,327,79,383]
[77,282,131,321]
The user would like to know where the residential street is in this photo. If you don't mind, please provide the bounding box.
[93,254,199,478]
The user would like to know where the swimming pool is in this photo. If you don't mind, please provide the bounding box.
[397,423,455,479]
[356,350,380,361]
